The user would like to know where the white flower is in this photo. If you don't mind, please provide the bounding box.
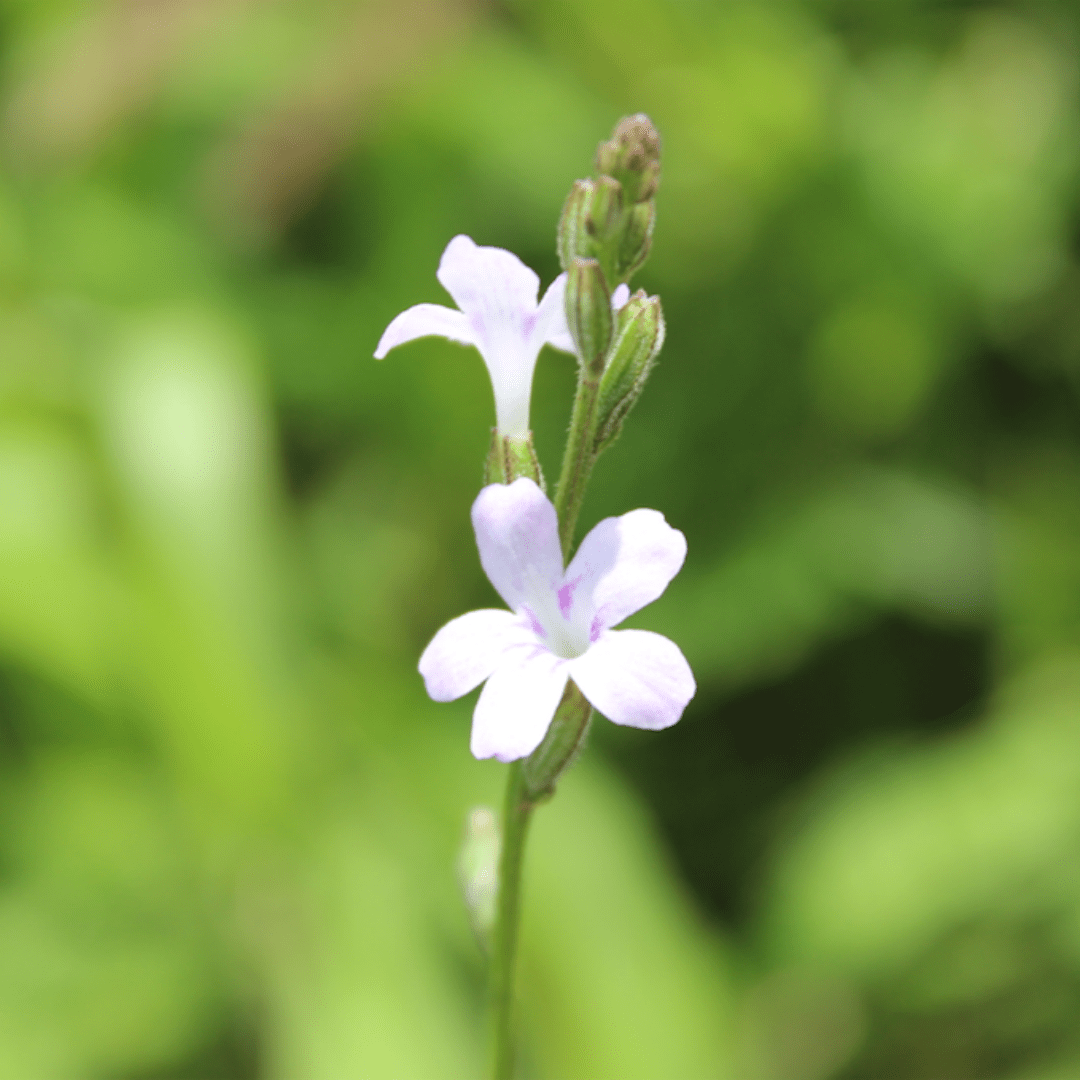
[419,478,695,762]
[374,235,629,438]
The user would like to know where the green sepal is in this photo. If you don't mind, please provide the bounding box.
[594,291,665,453]
[484,430,544,488]
[565,258,613,377]
[522,680,593,802]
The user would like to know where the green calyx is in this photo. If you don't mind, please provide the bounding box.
[521,680,593,802]
[565,258,613,377]
[484,430,544,488]
[615,201,655,285]
[557,177,623,277]
[594,290,665,453]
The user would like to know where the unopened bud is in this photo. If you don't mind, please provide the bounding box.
[457,806,500,947]
[565,258,613,375]
[614,201,655,284]
[557,177,624,270]
[595,113,661,204]
[585,175,623,242]
[557,180,592,270]
[594,291,665,452]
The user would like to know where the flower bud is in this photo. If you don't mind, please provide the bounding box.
[457,806,500,946]
[585,175,623,242]
[565,257,613,376]
[557,179,592,270]
[614,201,655,284]
[522,680,592,801]
[557,177,624,271]
[595,113,662,204]
[560,116,662,286]
[594,291,665,452]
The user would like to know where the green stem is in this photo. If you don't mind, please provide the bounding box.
[487,363,605,1078]
[490,761,534,1079]
[553,373,601,560]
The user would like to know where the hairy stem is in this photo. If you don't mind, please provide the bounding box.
[553,373,601,560]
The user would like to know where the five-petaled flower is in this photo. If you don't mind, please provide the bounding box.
[374,235,627,439]
[420,478,695,762]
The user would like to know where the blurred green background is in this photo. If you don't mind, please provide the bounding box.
[2,0,1080,1077]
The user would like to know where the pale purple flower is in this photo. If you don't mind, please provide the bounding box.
[374,235,630,438]
[420,478,695,762]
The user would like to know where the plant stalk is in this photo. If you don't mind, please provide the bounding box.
[490,761,534,1079]
[553,372,601,560]
[488,355,605,1077]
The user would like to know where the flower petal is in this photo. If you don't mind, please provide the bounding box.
[419,608,529,702]
[472,478,564,613]
[435,236,544,436]
[570,629,694,730]
[612,283,631,309]
[471,645,569,761]
[535,272,574,355]
[373,303,476,359]
[436,234,540,324]
[563,508,686,631]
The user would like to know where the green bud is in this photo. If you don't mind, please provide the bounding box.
[484,430,543,488]
[522,680,592,801]
[457,806,500,947]
[594,291,665,453]
[585,175,623,242]
[557,176,625,271]
[595,113,662,204]
[557,180,592,270]
[613,200,655,284]
[565,258,613,376]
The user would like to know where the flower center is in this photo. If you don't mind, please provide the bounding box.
[522,568,591,659]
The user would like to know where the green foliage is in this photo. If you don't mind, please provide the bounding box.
[0,1,1079,1077]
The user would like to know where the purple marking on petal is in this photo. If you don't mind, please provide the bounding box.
[557,583,574,619]
[590,614,604,642]
[523,606,546,639]
[557,574,582,619]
